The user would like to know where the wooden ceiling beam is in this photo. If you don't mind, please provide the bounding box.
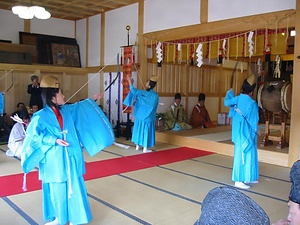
[0,0,138,21]
[144,10,296,42]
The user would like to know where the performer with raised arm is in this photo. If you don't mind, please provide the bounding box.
[123,75,159,153]
[21,75,114,225]
[224,74,259,189]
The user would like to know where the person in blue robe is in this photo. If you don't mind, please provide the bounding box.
[0,91,4,115]
[224,74,259,189]
[123,75,159,153]
[21,75,114,225]
[0,91,10,141]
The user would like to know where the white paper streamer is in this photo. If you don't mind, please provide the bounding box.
[156,42,163,63]
[257,58,262,76]
[273,55,281,78]
[240,63,244,73]
[177,43,182,64]
[196,43,203,68]
[248,31,254,58]
[177,43,181,51]
[222,39,227,51]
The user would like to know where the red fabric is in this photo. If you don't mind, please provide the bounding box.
[122,46,133,113]
[0,147,213,197]
[0,171,41,197]
[51,107,63,129]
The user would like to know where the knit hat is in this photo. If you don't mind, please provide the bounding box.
[40,75,60,88]
[194,186,270,225]
[289,160,300,204]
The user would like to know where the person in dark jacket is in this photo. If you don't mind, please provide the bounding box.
[27,75,43,110]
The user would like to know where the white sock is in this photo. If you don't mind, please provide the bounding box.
[135,145,140,150]
[45,217,59,225]
[143,147,152,153]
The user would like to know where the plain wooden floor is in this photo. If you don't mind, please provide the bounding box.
[0,135,291,225]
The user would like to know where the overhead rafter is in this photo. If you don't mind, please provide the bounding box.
[0,0,139,21]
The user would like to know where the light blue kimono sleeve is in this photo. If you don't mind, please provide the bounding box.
[123,84,139,106]
[0,92,4,114]
[21,114,57,173]
[72,98,115,156]
[123,91,135,106]
[240,103,259,153]
[224,89,238,118]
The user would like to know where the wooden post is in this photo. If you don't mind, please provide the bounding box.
[288,0,300,166]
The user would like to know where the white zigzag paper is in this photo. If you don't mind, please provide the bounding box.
[222,39,227,51]
[248,31,254,58]
[196,43,203,68]
[156,42,162,63]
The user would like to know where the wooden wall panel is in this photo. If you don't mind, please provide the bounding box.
[1,70,88,116]
[188,66,220,96]
[147,61,250,117]
[149,63,188,95]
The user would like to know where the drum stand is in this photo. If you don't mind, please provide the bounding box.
[260,110,289,149]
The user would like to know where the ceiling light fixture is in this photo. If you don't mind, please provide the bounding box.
[12,4,51,20]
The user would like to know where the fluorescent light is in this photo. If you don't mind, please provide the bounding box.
[12,4,51,19]
[18,9,34,19]
[12,6,27,15]
[29,6,46,14]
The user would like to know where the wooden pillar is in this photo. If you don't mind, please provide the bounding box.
[288,0,300,167]
[100,13,105,95]
[24,20,30,32]
[200,0,208,23]
[85,18,89,68]
[137,0,147,88]
[184,65,189,114]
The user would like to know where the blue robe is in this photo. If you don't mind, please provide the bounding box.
[224,89,259,183]
[0,92,4,114]
[123,84,159,148]
[21,98,114,225]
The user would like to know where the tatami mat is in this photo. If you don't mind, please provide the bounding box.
[192,131,232,141]
[0,137,292,224]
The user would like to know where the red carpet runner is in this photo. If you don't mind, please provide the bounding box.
[0,147,213,197]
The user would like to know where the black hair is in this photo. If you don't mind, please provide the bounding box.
[175,93,181,99]
[149,80,157,90]
[19,107,30,120]
[198,93,205,101]
[31,75,38,81]
[17,102,24,108]
[41,88,60,108]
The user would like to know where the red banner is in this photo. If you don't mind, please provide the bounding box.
[122,46,134,113]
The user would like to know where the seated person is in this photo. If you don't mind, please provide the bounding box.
[31,104,39,113]
[190,93,215,128]
[29,104,39,118]
[11,102,25,124]
[6,108,30,157]
[0,114,10,142]
[164,93,192,131]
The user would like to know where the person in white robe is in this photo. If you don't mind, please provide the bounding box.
[6,113,30,157]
